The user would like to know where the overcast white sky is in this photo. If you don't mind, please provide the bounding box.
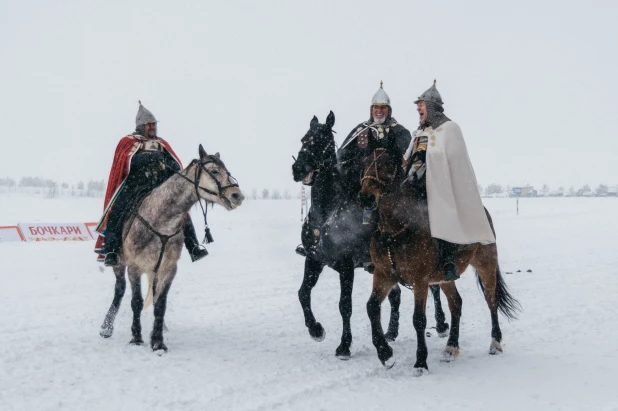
[1,0,616,194]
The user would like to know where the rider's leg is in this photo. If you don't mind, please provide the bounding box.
[436,239,459,281]
[103,186,134,266]
[183,216,208,262]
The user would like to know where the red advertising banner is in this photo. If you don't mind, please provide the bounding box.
[18,223,93,242]
[0,226,26,242]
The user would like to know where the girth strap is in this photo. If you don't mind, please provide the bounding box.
[135,214,182,273]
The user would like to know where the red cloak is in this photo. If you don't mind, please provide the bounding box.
[94,135,182,260]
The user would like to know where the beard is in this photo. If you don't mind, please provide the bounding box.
[372,117,386,125]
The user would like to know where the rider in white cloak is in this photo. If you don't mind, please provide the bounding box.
[403,80,495,281]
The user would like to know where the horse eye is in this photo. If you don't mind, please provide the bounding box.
[211,169,220,175]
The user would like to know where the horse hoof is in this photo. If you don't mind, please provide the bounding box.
[436,323,449,337]
[441,346,460,362]
[335,346,351,360]
[100,327,113,338]
[129,338,144,346]
[152,341,168,353]
[489,339,503,355]
[383,356,396,369]
[413,367,429,377]
[384,331,398,342]
[309,323,325,342]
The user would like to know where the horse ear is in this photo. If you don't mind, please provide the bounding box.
[326,111,335,128]
[199,144,207,159]
[310,115,318,129]
[215,152,220,159]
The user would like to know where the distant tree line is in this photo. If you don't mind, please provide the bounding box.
[9,177,105,190]
[248,188,294,200]
[478,183,614,197]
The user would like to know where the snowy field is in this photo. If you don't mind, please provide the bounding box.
[1,195,617,411]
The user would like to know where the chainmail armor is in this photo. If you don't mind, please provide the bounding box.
[421,102,450,130]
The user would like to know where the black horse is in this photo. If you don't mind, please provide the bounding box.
[291,112,449,359]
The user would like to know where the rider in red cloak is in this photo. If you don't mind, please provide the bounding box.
[94,102,208,266]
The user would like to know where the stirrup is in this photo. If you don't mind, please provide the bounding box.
[295,244,307,257]
[190,246,209,262]
[443,263,459,281]
[104,252,120,267]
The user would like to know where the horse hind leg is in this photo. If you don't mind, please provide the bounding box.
[430,284,450,337]
[298,256,326,342]
[473,253,521,355]
[384,285,401,342]
[127,268,144,345]
[100,265,126,338]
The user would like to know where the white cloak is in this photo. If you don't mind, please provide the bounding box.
[404,121,495,245]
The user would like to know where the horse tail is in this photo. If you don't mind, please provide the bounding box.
[475,265,521,320]
[142,272,155,311]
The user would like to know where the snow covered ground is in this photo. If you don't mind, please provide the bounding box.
[1,195,617,411]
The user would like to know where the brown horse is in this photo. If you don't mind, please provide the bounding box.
[99,145,244,353]
[358,146,520,375]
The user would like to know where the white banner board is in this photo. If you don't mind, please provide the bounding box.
[18,223,93,242]
[0,226,25,242]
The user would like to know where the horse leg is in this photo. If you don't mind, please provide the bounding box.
[150,267,176,353]
[334,260,354,359]
[412,282,430,375]
[298,256,326,342]
[384,285,401,342]
[367,278,397,368]
[438,282,462,362]
[477,266,502,354]
[100,265,126,338]
[430,284,450,337]
[127,268,144,345]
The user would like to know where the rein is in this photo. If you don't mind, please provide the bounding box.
[361,148,414,289]
[163,156,238,243]
[131,156,238,273]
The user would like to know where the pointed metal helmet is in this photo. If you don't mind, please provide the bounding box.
[371,81,391,106]
[414,80,444,106]
[135,100,158,127]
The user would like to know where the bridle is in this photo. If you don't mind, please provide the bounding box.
[294,127,338,177]
[360,148,400,208]
[360,148,388,188]
[360,147,414,290]
[132,155,239,273]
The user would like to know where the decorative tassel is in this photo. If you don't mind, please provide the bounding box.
[203,227,214,244]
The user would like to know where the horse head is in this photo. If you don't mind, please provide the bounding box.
[358,140,403,209]
[292,111,337,186]
[191,144,245,210]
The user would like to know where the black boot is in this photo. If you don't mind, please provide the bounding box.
[183,219,208,262]
[437,239,459,281]
[295,244,307,257]
[103,227,123,267]
[104,252,120,267]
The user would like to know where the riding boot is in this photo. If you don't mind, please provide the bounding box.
[102,188,133,267]
[361,247,374,274]
[183,218,208,262]
[103,230,122,267]
[437,239,459,281]
[295,245,307,257]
